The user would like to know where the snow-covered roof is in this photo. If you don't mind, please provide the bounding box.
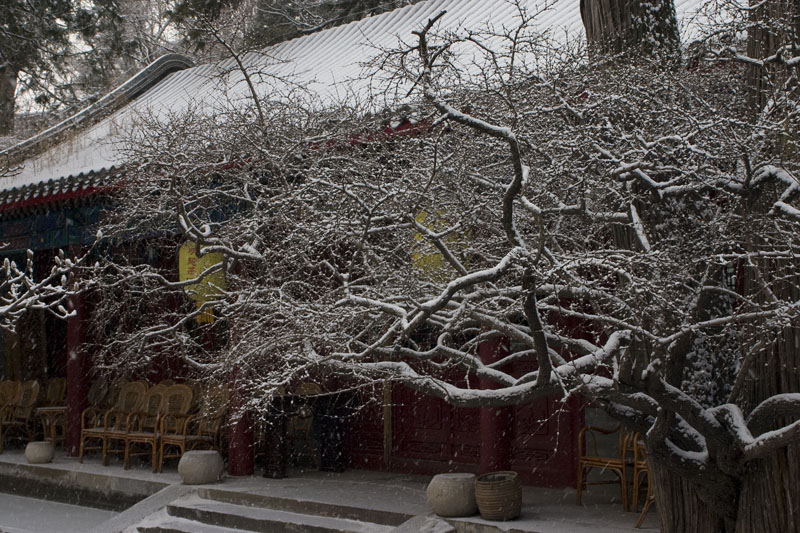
[0,0,708,207]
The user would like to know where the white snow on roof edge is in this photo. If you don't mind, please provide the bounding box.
[1,0,711,194]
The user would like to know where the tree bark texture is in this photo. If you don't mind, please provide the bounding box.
[649,460,726,533]
[580,0,680,59]
[736,257,800,533]
[0,66,17,136]
[746,0,800,113]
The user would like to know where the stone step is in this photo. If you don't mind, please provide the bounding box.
[166,494,395,533]
[133,508,244,533]
[198,486,415,527]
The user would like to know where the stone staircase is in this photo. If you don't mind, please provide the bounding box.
[128,488,411,533]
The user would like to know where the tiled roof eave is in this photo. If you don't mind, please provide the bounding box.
[0,170,116,218]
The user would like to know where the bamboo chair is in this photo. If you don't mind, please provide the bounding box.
[104,383,167,467]
[125,384,193,471]
[288,405,318,467]
[78,381,114,460]
[293,382,322,397]
[0,380,41,452]
[79,380,147,464]
[632,433,656,528]
[36,377,68,445]
[576,425,634,511]
[287,382,321,468]
[158,383,228,472]
[0,381,21,410]
[104,379,127,409]
[42,378,67,406]
[87,379,110,409]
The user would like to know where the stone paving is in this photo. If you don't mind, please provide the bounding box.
[0,449,659,532]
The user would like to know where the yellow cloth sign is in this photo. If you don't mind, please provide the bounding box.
[411,210,467,280]
[178,241,226,323]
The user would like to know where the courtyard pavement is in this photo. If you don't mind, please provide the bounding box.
[0,448,659,532]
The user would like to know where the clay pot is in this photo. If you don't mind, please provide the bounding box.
[426,473,478,517]
[178,450,224,485]
[25,441,55,464]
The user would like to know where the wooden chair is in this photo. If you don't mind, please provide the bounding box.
[576,424,633,511]
[125,384,193,471]
[158,383,228,472]
[87,379,111,409]
[42,378,67,406]
[104,379,127,409]
[79,380,147,463]
[0,381,21,408]
[36,377,68,446]
[632,433,656,528]
[288,405,318,467]
[104,383,166,467]
[0,380,41,452]
[287,382,321,467]
[293,382,322,397]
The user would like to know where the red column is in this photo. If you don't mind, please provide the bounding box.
[227,369,254,476]
[65,291,89,456]
[478,336,514,474]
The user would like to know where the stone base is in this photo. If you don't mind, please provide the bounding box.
[426,473,477,517]
[25,441,55,464]
[178,451,224,485]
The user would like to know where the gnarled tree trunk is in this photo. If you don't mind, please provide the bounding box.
[736,257,800,533]
[739,8,800,522]
[648,461,727,533]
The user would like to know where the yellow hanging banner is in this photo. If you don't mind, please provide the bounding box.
[411,210,468,280]
[178,241,226,323]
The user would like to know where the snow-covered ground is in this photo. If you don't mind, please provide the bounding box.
[0,493,115,533]
[0,450,659,532]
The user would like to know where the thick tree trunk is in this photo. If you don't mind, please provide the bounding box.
[746,0,800,113]
[0,66,18,136]
[649,460,727,533]
[580,0,680,59]
[736,258,800,532]
[737,448,800,533]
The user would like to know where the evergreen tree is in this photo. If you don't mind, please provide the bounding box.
[0,0,77,134]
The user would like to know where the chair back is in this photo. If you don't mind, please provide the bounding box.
[12,380,40,420]
[162,384,193,415]
[0,381,20,407]
[105,379,129,408]
[114,380,148,413]
[138,384,168,429]
[289,405,314,435]
[159,384,194,433]
[43,378,67,406]
[293,382,321,396]
[87,380,109,407]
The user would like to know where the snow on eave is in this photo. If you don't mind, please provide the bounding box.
[0,0,709,196]
[1,54,194,167]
